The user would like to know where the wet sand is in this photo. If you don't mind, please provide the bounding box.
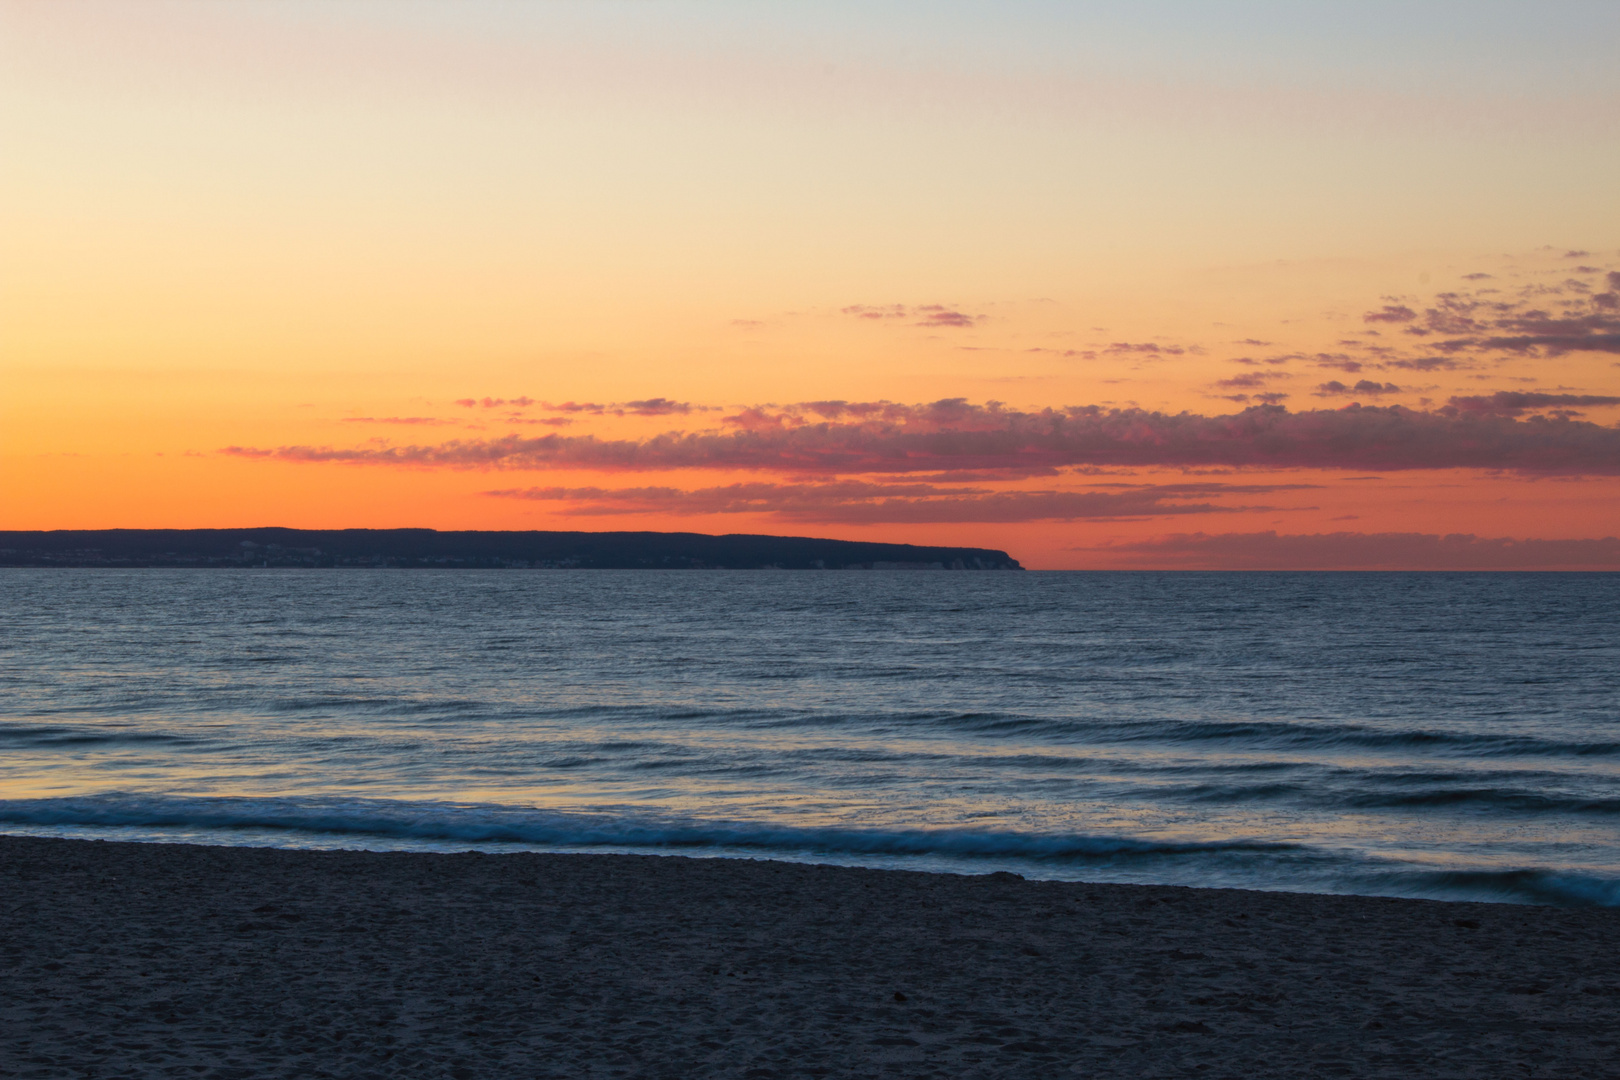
[3,835,1618,1079]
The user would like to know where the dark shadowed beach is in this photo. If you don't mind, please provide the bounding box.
[4,835,1618,1079]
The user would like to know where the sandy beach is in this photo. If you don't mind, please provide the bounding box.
[2,836,1617,1079]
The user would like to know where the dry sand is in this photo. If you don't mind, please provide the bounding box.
[2,835,1618,1079]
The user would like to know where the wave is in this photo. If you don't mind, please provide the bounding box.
[1360,868,1620,909]
[0,793,1293,861]
[0,723,200,747]
[462,705,1620,759]
[1176,781,1620,815]
[14,704,1612,762]
[946,714,1620,758]
[1341,788,1620,814]
[5,794,1617,907]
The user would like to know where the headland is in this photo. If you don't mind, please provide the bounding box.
[0,528,1023,570]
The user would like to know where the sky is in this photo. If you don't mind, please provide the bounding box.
[4,0,1619,569]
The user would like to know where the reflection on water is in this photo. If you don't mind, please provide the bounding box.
[1,568,1617,905]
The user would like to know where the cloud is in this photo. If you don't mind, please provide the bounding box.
[841,303,982,327]
[1447,392,1620,417]
[1479,331,1620,356]
[482,480,1305,524]
[915,308,980,328]
[1314,380,1402,397]
[222,398,1620,476]
[1379,278,1620,356]
[1081,531,1620,570]
[1212,373,1284,390]
[1105,342,1188,355]
[1384,356,1465,371]
[841,304,909,320]
[454,397,536,409]
[621,398,697,416]
[538,399,703,416]
[339,417,451,426]
[1363,304,1417,323]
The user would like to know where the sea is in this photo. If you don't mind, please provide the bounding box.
[2,569,1617,906]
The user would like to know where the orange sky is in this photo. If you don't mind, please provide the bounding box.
[4,2,1620,568]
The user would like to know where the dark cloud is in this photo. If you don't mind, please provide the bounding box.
[482,480,1304,524]
[1213,373,1283,390]
[1479,331,1620,356]
[1385,356,1464,372]
[540,399,702,416]
[1106,342,1187,355]
[1363,305,1417,323]
[222,398,1620,476]
[1315,380,1402,398]
[1365,278,1620,356]
[621,398,696,416]
[1083,531,1620,570]
[1447,392,1620,417]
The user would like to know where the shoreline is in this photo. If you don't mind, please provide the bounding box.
[4,836,1618,1078]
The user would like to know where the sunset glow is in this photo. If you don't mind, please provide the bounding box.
[5,1,1619,567]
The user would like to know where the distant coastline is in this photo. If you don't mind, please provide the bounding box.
[0,528,1023,570]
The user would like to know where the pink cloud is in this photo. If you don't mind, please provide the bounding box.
[841,303,982,327]
[454,397,535,409]
[339,417,451,426]
[483,480,1306,524]
[841,304,909,320]
[1082,531,1620,570]
[1447,392,1620,417]
[1363,304,1417,323]
[916,310,979,328]
[1379,278,1620,356]
[222,398,1620,476]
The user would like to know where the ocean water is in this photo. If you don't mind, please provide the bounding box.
[2,568,1617,906]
